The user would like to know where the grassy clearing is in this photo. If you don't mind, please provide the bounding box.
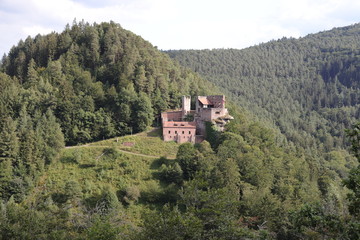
[88,128,178,159]
[31,128,179,218]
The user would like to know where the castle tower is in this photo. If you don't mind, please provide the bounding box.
[182,95,191,118]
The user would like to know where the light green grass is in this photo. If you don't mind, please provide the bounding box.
[88,128,178,159]
[30,128,179,217]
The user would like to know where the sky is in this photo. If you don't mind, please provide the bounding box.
[1,0,360,56]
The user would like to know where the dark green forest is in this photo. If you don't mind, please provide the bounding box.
[0,21,359,239]
[166,24,360,154]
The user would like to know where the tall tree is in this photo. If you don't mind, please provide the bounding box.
[132,92,153,132]
[38,109,65,165]
[344,122,360,219]
[24,59,39,88]
[0,117,18,200]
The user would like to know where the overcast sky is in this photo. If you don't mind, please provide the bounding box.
[1,0,360,56]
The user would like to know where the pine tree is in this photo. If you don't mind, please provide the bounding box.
[24,59,39,88]
[134,64,147,92]
[38,109,65,165]
[17,107,36,175]
[0,117,18,199]
[0,117,19,163]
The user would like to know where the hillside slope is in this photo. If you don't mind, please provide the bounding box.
[166,23,360,155]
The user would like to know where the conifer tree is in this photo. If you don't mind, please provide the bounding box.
[24,59,39,88]
[39,109,65,165]
[0,117,18,199]
[17,107,36,175]
[0,117,18,163]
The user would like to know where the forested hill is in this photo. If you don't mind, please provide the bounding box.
[0,20,213,147]
[166,23,360,154]
[0,21,359,239]
[0,20,213,206]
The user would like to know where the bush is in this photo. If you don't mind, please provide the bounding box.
[65,180,82,200]
[100,186,121,211]
[140,181,162,203]
[102,147,121,161]
[123,185,141,204]
[158,163,183,185]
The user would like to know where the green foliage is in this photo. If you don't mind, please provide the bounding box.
[38,109,65,165]
[65,180,83,200]
[176,143,198,180]
[0,117,18,156]
[344,167,360,218]
[166,25,360,170]
[100,186,121,211]
[85,216,122,240]
[158,162,183,185]
[287,203,346,239]
[1,20,360,239]
[346,122,360,159]
[344,122,360,219]
[138,205,203,240]
[123,185,141,204]
[0,197,70,239]
[1,21,213,146]
[205,121,220,149]
[132,92,153,132]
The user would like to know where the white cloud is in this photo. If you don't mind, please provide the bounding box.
[22,25,55,37]
[0,0,360,56]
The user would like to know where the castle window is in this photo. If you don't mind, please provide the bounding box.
[175,131,177,134]
[215,111,221,114]
[189,131,191,134]
[168,130,171,134]
[182,131,184,134]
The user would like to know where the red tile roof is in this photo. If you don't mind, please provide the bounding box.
[198,96,212,105]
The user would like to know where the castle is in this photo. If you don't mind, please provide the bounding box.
[161,95,233,143]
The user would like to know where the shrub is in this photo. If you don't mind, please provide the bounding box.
[123,185,141,204]
[158,163,183,185]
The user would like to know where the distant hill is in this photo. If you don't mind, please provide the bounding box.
[166,23,360,154]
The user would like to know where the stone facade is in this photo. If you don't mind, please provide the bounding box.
[162,95,233,143]
[162,121,196,144]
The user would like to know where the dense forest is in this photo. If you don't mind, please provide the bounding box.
[0,21,359,239]
[166,24,360,155]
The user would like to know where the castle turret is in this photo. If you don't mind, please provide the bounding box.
[182,95,191,118]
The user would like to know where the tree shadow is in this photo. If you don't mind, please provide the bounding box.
[60,156,78,164]
[78,164,96,168]
[150,157,173,169]
[51,192,68,205]
[147,128,162,137]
